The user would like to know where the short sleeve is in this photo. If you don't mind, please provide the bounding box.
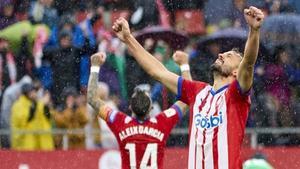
[176,76,207,105]
[103,108,127,134]
[226,80,251,124]
[227,80,251,104]
[156,104,183,134]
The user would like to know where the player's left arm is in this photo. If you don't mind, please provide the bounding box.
[87,52,108,120]
[237,6,264,92]
[172,51,191,116]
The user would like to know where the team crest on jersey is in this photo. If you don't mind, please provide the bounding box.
[124,116,132,124]
[194,112,223,129]
[150,118,157,123]
[164,108,176,117]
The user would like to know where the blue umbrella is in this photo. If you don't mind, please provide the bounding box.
[197,28,268,58]
[134,26,189,50]
[198,28,247,51]
[261,14,300,50]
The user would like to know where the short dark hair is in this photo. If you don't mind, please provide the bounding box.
[231,48,243,58]
[130,88,152,118]
[21,83,35,95]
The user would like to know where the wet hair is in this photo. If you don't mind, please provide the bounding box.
[231,48,243,58]
[130,88,152,118]
[21,83,35,96]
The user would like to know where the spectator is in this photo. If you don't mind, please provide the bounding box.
[0,38,17,98]
[97,32,127,100]
[0,0,17,30]
[29,0,58,28]
[46,14,95,49]
[264,46,294,127]
[231,0,248,28]
[53,87,88,149]
[269,0,295,14]
[16,34,34,81]
[45,14,96,94]
[14,0,30,20]
[0,75,32,148]
[53,0,82,16]
[10,83,54,150]
[43,30,82,106]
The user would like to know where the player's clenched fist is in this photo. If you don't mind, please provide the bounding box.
[244,6,264,30]
[172,51,189,66]
[91,52,106,66]
[112,17,131,42]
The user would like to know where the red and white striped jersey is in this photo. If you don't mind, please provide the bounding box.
[177,77,251,169]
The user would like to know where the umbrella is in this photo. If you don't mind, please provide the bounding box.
[261,14,300,50]
[197,28,268,58]
[134,26,189,50]
[197,28,248,51]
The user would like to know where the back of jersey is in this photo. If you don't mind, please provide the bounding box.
[105,105,183,169]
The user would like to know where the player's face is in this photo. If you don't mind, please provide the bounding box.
[211,51,242,77]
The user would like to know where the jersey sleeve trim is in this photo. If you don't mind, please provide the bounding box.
[107,110,118,123]
[171,104,183,120]
[236,80,251,96]
[176,76,183,100]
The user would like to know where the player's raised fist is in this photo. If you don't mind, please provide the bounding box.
[172,51,189,66]
[112,17,131,42]
[91,52,106,66]
[244,6,264,30]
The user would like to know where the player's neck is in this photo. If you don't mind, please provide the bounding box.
[213,75,235,91]
[132,113,149,122]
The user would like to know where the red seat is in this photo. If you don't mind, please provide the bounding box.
[110,10,130,25]
[175,10,206,35]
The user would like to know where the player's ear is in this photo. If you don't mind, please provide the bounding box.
[149,105,153,111]
[129,105,132,111]
[232,69,238,78]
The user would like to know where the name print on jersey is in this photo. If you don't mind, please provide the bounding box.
[194,112,223,129]
[119,126,164,141]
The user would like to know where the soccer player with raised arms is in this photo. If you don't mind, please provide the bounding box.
[87,51,192,169]
[112,6,264,169]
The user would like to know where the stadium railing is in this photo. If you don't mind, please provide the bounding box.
[1,127,300,149]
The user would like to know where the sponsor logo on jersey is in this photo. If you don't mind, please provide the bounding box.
[194,112,223,129]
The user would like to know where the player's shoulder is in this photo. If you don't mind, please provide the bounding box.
[181,78,208,88]
[190,80,210,94]
[155,106,179,120]
[108,110,132,124]
[225,80,251,101]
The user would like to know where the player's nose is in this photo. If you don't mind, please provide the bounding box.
[218,54,223,60]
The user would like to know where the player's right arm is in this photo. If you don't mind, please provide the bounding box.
[112,17,179,94]
[87,52,108,120]
[238,6,264,93]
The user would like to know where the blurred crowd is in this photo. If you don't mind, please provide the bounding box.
[0,0,300,150]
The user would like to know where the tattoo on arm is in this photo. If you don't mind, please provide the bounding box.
[87,72,105,113]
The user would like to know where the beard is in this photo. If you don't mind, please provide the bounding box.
[210,63,232,77]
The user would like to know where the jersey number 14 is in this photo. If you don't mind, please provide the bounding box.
[125,143,158,169]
